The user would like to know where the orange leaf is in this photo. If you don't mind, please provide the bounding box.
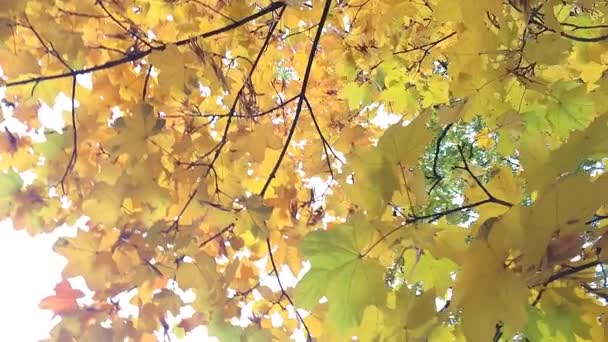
[39,280,84,315]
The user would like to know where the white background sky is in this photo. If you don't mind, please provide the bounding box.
[0,219,65,341]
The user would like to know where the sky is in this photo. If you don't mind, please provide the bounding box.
[0,219,230,341]
[0,219,65,341]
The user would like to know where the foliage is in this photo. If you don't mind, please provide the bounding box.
[2,0,608,341]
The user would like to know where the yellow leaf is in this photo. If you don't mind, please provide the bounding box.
[453,241,528,341]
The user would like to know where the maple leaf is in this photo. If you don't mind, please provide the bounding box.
[39,280,84,315]
[106,102,165,157]
[295,216,386,331]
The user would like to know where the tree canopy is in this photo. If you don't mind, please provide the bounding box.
[2,0,608,341]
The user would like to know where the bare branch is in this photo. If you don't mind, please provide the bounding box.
[265,238,312,341]
[427,123,453,194]
[199,223,235,248]
[260,0,333,198]
[142,64,152,101]
[5,1,286,88]
[59,77,78,193]
[560,31,608,42]
[97,0,158,49]
[456,145,513,208]
[304,95,344,178]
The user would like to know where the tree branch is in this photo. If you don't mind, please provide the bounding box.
[393,31,456,55]
[5,1,286,88]
[142,64,152,101]
[560,31,608,42]
[260,0,333,198]
[198,223,235,248]
[58,76,78,193]
[304,95,344,178]
[265,238,311,341]
[96,0,158,49]
[456,145,513,208]
[542,260,602,286]
[427,123,452,194]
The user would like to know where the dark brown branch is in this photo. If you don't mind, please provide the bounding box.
[304,96,344,178]
[410,199,491,223]
[456,145,513,208]
[543,260,601,286]
[560,31,608,42]
[5,1,286,88]
[204,4,285,172]
[143,258,163,277]
[393,31,456,55]
[166,4,286,232]
[532,259,604,306]
[365,140,519,254]
[142,64,152,101]
[363,198,500,256]
[561,22,608,30]
[198,223,235,248]
[265,238,311,341]
[360,223,407,257]
[25,17,73,72]
[427,123,453,194]
[229,274,270,300]
[531,289,544,306]
[282,23,319,40]
[59,77,78,194]
[260,0,332,198]
[163,187,199,234]
[581,283,608,302]
[97,0,157,49]
[523,9,608,43]
[492,322,503,342]
[178,95,298,119]
[586,214,608,225]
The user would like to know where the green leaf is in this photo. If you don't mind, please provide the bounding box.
[341,82,373,110]
[0,169,22,214]
[546,82,595,139]
[296,219,386,331]
[34,130,69,161]
[208,312,243,341]
[380,85,418,114]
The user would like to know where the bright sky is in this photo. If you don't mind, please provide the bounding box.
[0,219,65,341]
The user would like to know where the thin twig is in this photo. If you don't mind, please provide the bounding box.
[586,214,608,225]
[393,31,456,55]
[456,145,513,208]
[265,238,312,341]
[544,260,602,286]
[97,0,157,49]
[142,64,152,101]
[260,0,332,198]
[199,223,235,247]
[427,123,453,194]
[5,1,286,88]
[59,77,78,193]
[304,96,344,177]
[166,4,286,232]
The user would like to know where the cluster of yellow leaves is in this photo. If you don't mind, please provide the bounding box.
[2,0,608,341]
